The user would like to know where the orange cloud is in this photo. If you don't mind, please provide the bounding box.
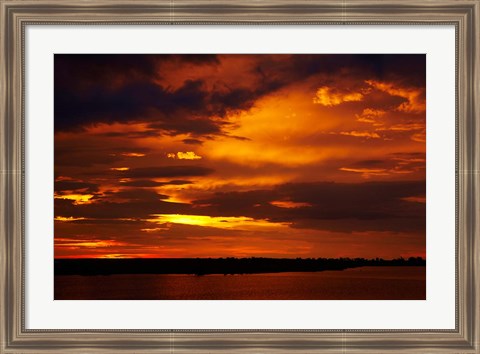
[167,151,202,160]
[376,123,424,132]
[339,131,380,139]
[202,91,353,168]
[54,193,94,205]
[356,108,386,125]
[339,167,389,178]
[402,196,426,203]
[140,227,168,233]
[149,214,289,230]
[54,216,86,222]
[270,200,312,208]
[55,176,74,181]
[366,80,425,113]
[393,157,425,164]
[411,132,426,142]
[313,86,364,106]
[122,152,145,157]
[55,238,128,248]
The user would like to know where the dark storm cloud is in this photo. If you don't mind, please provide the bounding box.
[170,54,219,65]
[55,77,271,135]
[121,179,193,187]
[122,165,214,178]
[55,220,238,246]
[55,54,267,135]
[182,138,203,145]
[65,218,144,225]
[288,217,424,233]
[54,54,219,90]
[54,54,159,89]
[191,180,426,233]
[389,152,426,159]
[343,156,425,174]
[363,54,426,87]
[55,138,149,167]
[103,189,170,202]
[360,88,410,111]
[210,82,283,116]
[276,181,424,218]
[291,54,425,87]
[357,159,386,167]
[55,145,122,167]
[99,129,161,139]
[55,79,210,132]
[55,180,99,193]
[55,54,425,134]
[55,179,425,233]
[55,197,188,220]
[254,54,425,91]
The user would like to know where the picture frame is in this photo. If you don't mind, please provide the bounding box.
[1,0,478,352]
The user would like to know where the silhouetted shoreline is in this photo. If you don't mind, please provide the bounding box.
[54,257,426,276]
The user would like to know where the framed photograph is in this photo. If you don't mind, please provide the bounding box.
[1,0,478,352]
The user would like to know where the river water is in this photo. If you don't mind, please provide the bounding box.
[54,266,425,300]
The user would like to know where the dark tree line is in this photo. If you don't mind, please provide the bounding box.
[55,257,426,276]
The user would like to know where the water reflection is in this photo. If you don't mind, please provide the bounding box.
[55,266,426,300]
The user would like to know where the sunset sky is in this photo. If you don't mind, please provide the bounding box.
[54,54,426,259]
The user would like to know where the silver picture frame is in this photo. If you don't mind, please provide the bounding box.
[1,0,479,352]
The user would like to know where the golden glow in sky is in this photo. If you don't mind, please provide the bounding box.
[149,214,289,229]
[54,54,426,259]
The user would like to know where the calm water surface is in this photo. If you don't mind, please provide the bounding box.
[54,266,425,300]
